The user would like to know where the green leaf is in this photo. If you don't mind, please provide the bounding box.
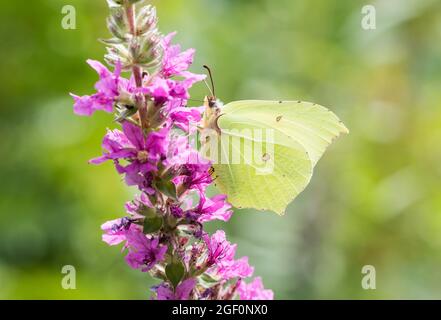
[155,179,177,200]
[198,273,220,289]
[139,206,156,217]
[211,100,348,215]
[165,261,185,288]
[142,209,163,234]
[200,273,219,284]
[143,216,162,234]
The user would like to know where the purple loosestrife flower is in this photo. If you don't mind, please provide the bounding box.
[203,231,254,280]
[125,228,167,272]
[170,205,184,218]
[169,106,203,132]
[217,256,254,280]
[174,163,213,193]
[237,277,274,300]
[146,74,205,107]
[125,193,154,218]
[101,217,137,246]
[203,231,235,266]
[188,194,233,223]
[70,60,121,116]
[90,121,168,188]
[155,278,196,300]
[72,1,273,300]
[163,134,196,167]
[159,32,206,109]
[102,193,153,246]
[161,32,196,78]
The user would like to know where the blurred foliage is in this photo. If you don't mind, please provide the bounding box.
[1,0,441,299]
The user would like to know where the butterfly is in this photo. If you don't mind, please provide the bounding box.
[199,66,349,215]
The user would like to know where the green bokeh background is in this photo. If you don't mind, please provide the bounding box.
[1,0,441,299]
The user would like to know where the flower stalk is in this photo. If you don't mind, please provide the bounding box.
[125,1,151,133]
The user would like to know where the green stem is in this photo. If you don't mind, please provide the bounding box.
[125,1,150,132]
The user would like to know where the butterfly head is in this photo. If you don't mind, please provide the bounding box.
[206,95,217,108]
[204,95,223,109]
[203,96,223,135]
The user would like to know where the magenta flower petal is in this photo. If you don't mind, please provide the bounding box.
[156,278,196,300]
[71,94,94,116]
[124,229,167,272]
[175,278,197,299]
[156,285,174,300]
[237,277,274,300]
[89,155,108,165]
[87,59,112,78]
[122,121,145,150]
[162,32,195,78]
[218,256,254,279]
[101,218,136,246]
[170,107,202,132]
[71,60,122,116]
[203,231,236,266]
[188,194,233,223]
[204,230,254,280]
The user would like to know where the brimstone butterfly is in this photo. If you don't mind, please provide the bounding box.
[200,68,348,215]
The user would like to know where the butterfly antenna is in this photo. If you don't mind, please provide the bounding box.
[203,79,214,98]
[203,65,216,98]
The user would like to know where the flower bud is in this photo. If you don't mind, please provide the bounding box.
[106,7,129,40]
[128,33,163,71]
[104,44,131,69]
[106,0,143,7]
[136,5,158,35]
[114,104,138,122]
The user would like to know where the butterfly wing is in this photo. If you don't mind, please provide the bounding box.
[212,100,348,215]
